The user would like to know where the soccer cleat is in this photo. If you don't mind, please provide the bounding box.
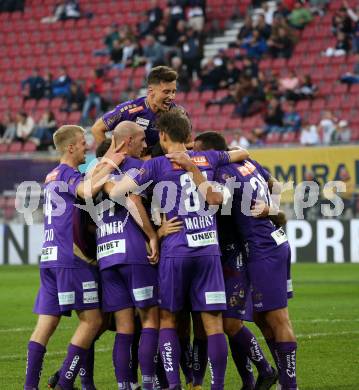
[48,371,60,388]
[254,367,278,390]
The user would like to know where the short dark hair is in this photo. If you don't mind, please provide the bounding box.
[194,132,228,151]
[95,138,111,158]
[156,110,191,143]
[147,66,178,86]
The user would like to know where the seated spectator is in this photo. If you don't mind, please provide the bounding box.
[62,82,86,112]
[178,27,202,79]
[142,34,165,73]
[230,15,254,48]
[15,112,35,143]
[30,111,57,148]
[332,7,352,36]
[199,59,223,91]
[218,59,241,89]
[255,13,272,40]
[337,166,355,216]
[81,69,104,126]
[323,31,350,56]
[295,74,317,99]
[319,110,337,145]
[52,67,72,98]
[170,56,191,92]
[332,120,351,144]
[138,0,163,37]
[41,0,81,23]
[341,53,359,85]
[235,77,266,117]
[241,57,258,79]
[187,2,205,32]
[110,39,123,66]
[0,113,16,144]
[230,130,250,149]
[309,0,329,16]
[343,1,359,53]
[241,29,268,60]
[21,69,45,101]
[267,27,294,58]
[283,102,301,132]
[300,122,320,145]
[43,72,54,99]
[287,1,313,30]
[263,98,284,133]
[279,70,300,99]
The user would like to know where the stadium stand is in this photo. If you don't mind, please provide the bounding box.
[0,0,358,154]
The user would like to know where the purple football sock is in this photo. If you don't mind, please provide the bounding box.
[58,344,88,390]
[154,352,169,389]
[207,333,228,390]
[159,328,181,388]
[231,327,273,377]
[79,342,95,389]
[24,341,46,389]
[228,337,255,388]
[130,317,141,385]
[192,338,208,386]
[113,333,134,388]
[265,338,280,370]
[179,336,193,384]
[139,328,159,389]
[276,341,297,389]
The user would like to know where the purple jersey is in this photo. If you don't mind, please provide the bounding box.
[215,159,289,260]
[102,96,177,147]
[40,164,96,268]
[96,156,149,270]
[132,150,230,257]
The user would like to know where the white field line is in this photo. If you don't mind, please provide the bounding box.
[1,318,358,334]
[1,330,359,361]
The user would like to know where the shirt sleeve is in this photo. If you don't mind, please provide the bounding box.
[126,159,156,188]
[205,150,231,169]
[102,104,127,131]
[62,168,84,198]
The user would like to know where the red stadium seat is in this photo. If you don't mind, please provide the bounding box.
[8,142,22,153]
[22,142,37,153]
[0,144,9,153]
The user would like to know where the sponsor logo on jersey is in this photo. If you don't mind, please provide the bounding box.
[40,246,58,261]
[186,230,218,247]
[237,160,257,176]
[97,239,126,260]
[271,227,288,246]
[136,117,150,128]
[129,105,144,114]
[191,156,209,167]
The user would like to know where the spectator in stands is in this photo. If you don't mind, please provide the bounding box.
[332,7,352,36]
[42,0,81,23]
[219,59,241,88]
[283,102,301,133]
[94,24,121,56]
[230,130,250,149]
[231,15,254,48]
[256,13,272,40]
[279,69,300,99]
[62,82,85,113]
[15,112,35,143]
[199,58,223,91]
[341,53,359,85]
[30,111,57,148]
[139,0,163,37]
[300,122,320,145]
[0,113,16,144]
[267,26,294,58]
[295,74,317,99]
[287,1,313,30]
[309,0,329,16]
[343,1,359,53]
[235,77,266,117]
[43,72,54,99]
[170,56,191,92]
[332,119,351,144]
[110,39,123,66]
[21,69,46,101]
[187,2,206,32]
[242,57,258,78]
[263,97,284,133]
[319,110,337,145]
[142,34,165,73]
[52,67,72,98]
[81,69,104,126]
[178,26,202,79]
[0,0,24,12]
[323,31,351,56]
[242,29,268,59]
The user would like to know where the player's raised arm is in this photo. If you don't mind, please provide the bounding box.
[227,147,250,163]
[92,117,108,146]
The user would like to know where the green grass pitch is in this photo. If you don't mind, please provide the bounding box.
[0,264,358,389]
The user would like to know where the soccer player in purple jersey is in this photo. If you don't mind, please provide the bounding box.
[24,125,126,390]
[92,66,179,148]
[107,110,250,390]
[194,132,298,390]
[95,121,161,390]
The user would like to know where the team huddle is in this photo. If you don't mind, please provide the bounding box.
[24,67,298,390]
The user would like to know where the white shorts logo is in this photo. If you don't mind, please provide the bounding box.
[133,286,154,301]
[287,279,293,293]
[186,231,218,248]
[83,291,99,304]
[40,246,58,262]
[82,281,97,290]
[205,291,226,304]
[271,227,288,246]
[97,239,126,260]
[58,291,75,305]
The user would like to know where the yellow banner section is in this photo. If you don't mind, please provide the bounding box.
[250,145,359,202]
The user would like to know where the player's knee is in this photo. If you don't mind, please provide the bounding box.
[223,318,244,337]
[160,309,176,328]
